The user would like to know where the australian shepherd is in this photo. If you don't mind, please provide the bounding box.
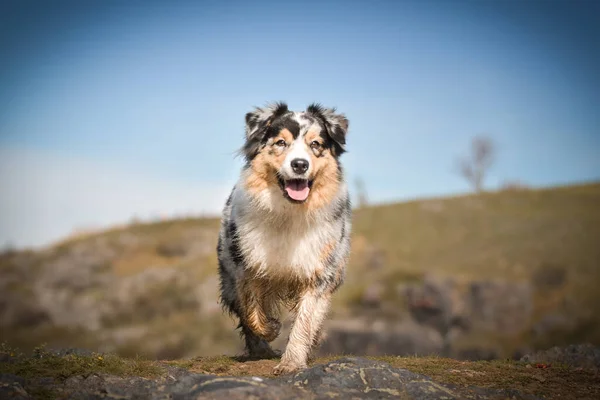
[217,102,351,375]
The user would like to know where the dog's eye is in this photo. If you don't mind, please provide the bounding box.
[310,141,321,149]
[275,139,287,147]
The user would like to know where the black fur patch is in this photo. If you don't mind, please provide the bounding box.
[243,102,293,161]
[268,117,300,139]
[332,197,347,221]
[225,189,234,206]
[306,103,348,157]
[244,102,289,138]
[227,221,245,267]
[217,236,223,253]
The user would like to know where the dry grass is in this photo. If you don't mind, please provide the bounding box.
[337,182,600,344]
[378,355,600,400]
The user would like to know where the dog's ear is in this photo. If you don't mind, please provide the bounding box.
[306,103,349,155]
[242,102,289,161]
[245,102,289,140]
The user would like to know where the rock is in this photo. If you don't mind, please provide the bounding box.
[454,346,500,361]
[0,251,51,329]
[531,263,567,290]
[468,280,532,335]
[319,318,444,357]
[3,357,540,400]
[103,267,200,327]
[62,370,303,400]
[0,374,32,400]
[520,344,600,370]
[49,347,96,357]
[532,313,577,338]
[286,357,539,400]
[32,239,116,330]
[0,294,50,328]
[361,283,384,308]
[404,275,469,335]
[404,275,533,338]
[0,239,211,359]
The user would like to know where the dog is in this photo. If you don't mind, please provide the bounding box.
[216,102,352,375]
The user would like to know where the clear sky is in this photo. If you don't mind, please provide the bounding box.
[1,0,599,248]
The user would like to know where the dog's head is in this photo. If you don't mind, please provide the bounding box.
[241,102,348,209]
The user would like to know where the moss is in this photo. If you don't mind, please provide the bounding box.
[0,343,163,381]
[372,355,599,399]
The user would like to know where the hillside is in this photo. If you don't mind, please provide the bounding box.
[1,182,599,361]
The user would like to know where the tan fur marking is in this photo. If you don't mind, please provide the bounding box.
[277,128,294,143]
[302,130,341,212]
[244,129,294,197]
[306,159,340,212]
[237,277,280,341]
[314,239,336,283]
[319,240,336,264]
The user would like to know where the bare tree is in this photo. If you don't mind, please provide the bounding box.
[355,177,369,208]
[456,136,495,193]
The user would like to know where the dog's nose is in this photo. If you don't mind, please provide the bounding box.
[291,158,309,174]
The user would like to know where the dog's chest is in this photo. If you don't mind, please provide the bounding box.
[238,216,335,279]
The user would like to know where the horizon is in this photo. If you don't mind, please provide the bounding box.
[26,179,600,252]
[1,0,599,247]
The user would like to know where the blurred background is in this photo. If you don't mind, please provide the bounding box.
[1,0,599,361]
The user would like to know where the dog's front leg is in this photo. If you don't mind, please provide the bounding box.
[273,290,331,375]
[237,278,281,359]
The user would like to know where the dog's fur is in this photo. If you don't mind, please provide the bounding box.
[217,102,352,375]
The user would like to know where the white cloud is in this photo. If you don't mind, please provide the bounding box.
[0,147,233,249]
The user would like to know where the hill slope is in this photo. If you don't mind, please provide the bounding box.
[1,182,599,360]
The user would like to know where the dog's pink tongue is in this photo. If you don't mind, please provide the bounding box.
[285,180,310,201]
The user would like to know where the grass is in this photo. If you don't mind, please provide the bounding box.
[348,182,600,282]
[0,343,162,380]
[336,182,600,347]
[0,343,163,399]
[377,355,600,399]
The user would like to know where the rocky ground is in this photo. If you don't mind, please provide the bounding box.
[5,357,532,400]
[3,344,600,400]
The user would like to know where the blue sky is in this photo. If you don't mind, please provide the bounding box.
[1,0,599,247]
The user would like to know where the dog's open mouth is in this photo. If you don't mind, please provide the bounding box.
[279,178,313,202]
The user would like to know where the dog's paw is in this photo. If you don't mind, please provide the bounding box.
[250,347,281,360]
[247,340,282,360]
[272,360,306,376]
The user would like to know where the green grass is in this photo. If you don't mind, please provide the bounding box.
[0,343,162,380]
[0,343,163,399]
